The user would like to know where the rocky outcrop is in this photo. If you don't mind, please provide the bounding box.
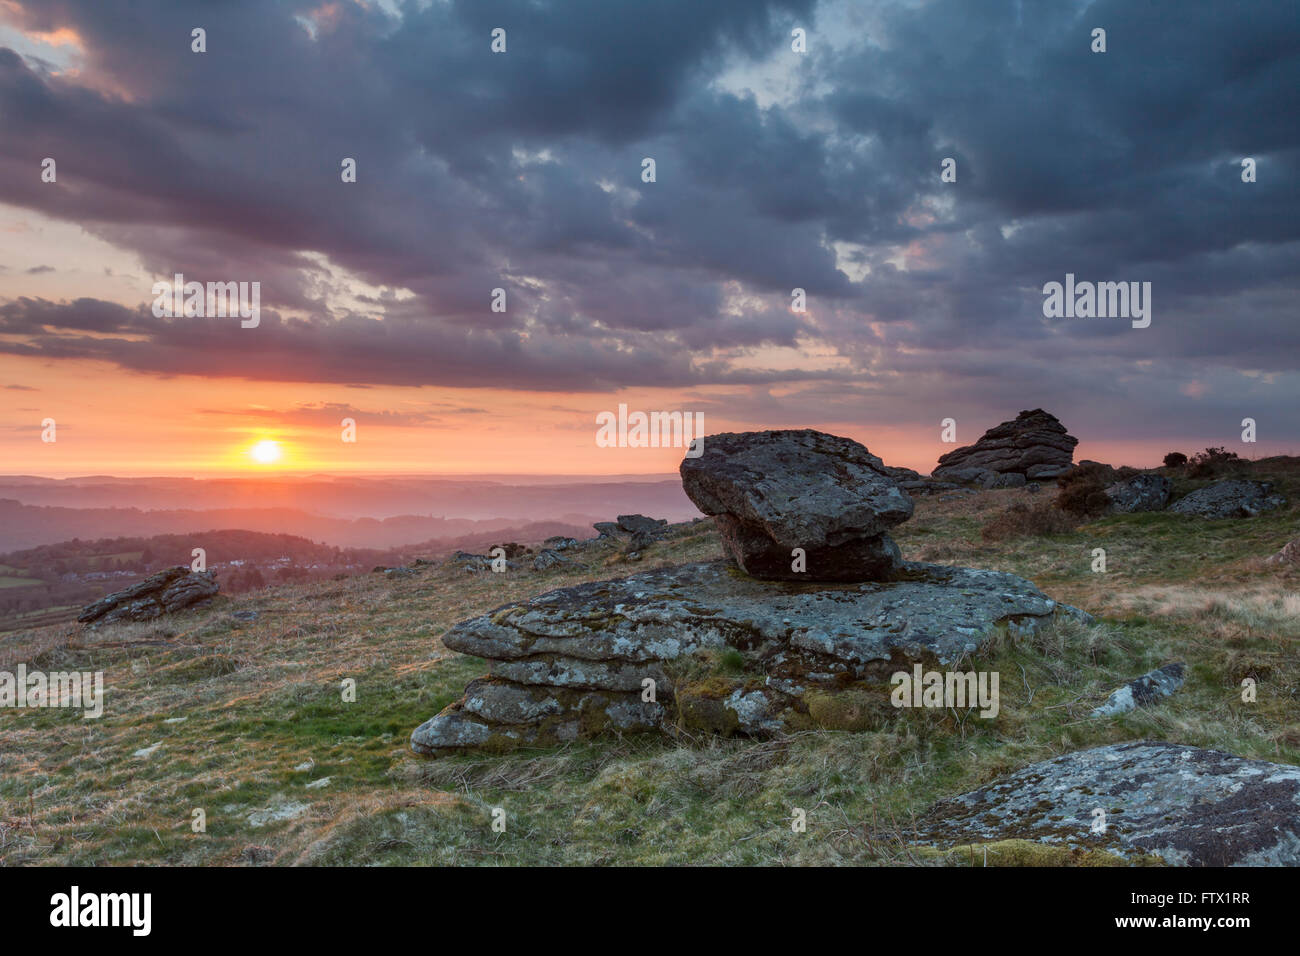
[447,551,502,573]
[409,559,1091,756]
[413,425,1097,759]
[1105,473,1172,513]
[1091,662,1184,717]
[78,567,219,626]
[679,429,913,581]
[880,465,961,495]
[909,742,1300,866]
[531,548,581,571]
[594,515,668,539]
[932,409,1078,483]
[1169,480,1287,519]
[615,514,668,537]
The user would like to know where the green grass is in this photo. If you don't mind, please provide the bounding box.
[0,577,41,589]
[0,464,1297,866]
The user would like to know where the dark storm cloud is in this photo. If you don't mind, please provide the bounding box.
[0,295,842,389]
[0,0,1296,441]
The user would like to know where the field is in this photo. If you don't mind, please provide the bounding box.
[1,463,1297,866]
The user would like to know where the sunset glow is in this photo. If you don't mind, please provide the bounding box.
[0,0,1293,481]
[249,440,282,465]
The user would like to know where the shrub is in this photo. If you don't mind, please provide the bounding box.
[1054,462,1116,518]
[981,502,1078,541]
[1187,446,1244,479]
[1163,451,1188,468]
[1194,446,1239,464]
[1056,480,1111,518]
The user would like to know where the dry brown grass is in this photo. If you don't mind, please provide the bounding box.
[1,468,1297,866]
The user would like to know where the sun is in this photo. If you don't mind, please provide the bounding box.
[250,439,282,465]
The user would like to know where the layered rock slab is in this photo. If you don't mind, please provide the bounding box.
[78,566,219,626]
[679,429,913,581]
[410,559,1090,756]
[908,742,1300,866]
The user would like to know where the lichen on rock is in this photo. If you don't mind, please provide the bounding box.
[410,558,1090,756]
[904,742,1300,866]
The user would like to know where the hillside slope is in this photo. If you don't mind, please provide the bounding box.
[1,467,1297,866]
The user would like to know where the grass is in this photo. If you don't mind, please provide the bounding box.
[0,462,1297,867]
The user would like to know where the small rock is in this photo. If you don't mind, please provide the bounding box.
[1266,538,1300,565]
[1091,662,1185,716]
[532,548,571,571]
[1105,473,1172,513]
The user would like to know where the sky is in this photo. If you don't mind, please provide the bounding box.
[0,0,1296,477]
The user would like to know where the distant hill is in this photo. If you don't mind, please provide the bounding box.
[0,474,696,522]
[0,519,592,631]
[0,474,699,552]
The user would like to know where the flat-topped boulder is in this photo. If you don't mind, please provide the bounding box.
[933,409,1078,483]
[907,742,1300,866]
[679,429,913,581]
[411,559,1091,756]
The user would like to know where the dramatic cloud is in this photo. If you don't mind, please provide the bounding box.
[0,0,1296,442]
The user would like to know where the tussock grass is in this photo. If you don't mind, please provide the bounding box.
[1,467,1297,866]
